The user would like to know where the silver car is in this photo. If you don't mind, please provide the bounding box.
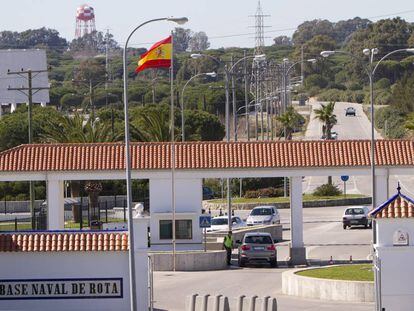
[246,206,280,226]
[237,232,277,267]
[342,206,372,229]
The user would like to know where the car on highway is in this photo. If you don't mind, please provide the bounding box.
[342,206,372,229]
[206,215,246,232]
[237,232,277,267]
[345,107,356,116]
[246,206,280,226]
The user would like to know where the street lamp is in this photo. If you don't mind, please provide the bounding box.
[282,58,317,112]
[180,72,217,141]
[122,16,188,311]
[190,53,265,230]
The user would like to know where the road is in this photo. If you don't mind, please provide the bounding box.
[303,100,414,197]
[154,206,373,311]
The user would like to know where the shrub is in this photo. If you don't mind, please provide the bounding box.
[244,187,284,199]
[313,184,342,197]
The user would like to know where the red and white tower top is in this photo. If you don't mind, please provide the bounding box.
[75,4,96,38]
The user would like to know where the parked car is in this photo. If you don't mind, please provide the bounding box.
[342,206,372,229]
[345,107,356,116]
[202,186,215,200]
[237,232,277,267]
[206,216,246,232]
[246,206,280,226]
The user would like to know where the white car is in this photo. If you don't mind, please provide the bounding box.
[246,206,280,226]
[207,216,246,232]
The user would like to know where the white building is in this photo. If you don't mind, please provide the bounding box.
[369,185,414,311]
[0,49,49,116]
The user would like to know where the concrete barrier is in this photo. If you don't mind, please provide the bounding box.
[185,294,278,311]
[150,250,227,271]
[203,197,371,211]
[282,267,374,302]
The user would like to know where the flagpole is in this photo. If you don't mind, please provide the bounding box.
[170,30,177,272]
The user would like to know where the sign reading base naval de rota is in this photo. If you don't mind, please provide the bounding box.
[0,278,123,300]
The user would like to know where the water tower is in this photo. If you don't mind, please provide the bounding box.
[75,4,96,38]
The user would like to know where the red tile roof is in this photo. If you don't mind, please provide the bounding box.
[0,232,129,252]
[369,188,414,219]
[0,140,412,172]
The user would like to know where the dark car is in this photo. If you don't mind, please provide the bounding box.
[345,107,356,116]
[237,232,277,267]
[202,186,215,200]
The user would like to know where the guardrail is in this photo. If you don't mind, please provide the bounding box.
[186,294,277,311]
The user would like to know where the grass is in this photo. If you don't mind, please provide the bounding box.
[209,194,365,204]
[0,222,32,231]
[296,264,374,282]
[64,218,125,229]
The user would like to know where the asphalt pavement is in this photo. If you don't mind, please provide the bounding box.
[303,100,414,197]
[154,206,374,310]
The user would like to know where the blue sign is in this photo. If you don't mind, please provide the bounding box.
[341,175,349,182]
[199,215,212,228]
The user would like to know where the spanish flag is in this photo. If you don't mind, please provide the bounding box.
[135,36,172,73]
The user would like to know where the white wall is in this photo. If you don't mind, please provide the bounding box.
[375,219,414,247]
[0,252,132,311]
[375,218,414,311]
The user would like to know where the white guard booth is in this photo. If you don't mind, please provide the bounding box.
[369,185,414,311]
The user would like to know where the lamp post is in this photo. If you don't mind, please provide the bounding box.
[122,16,188,311]
[191,53,265,230]
[321,48,414,311]
[282,58,317,113]
[180,72,217,141]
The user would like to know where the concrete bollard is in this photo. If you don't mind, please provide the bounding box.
[188,294,198,311]
[201,294,210,311]
[270,298,277,311]
[223,296,230,311]
[214,295,222,311]
[237,295,246,311]
[261,296,270,311]
[249,295,258,311]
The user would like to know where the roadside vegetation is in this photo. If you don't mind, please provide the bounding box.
[296,264,374,282]
[208,194,364,204]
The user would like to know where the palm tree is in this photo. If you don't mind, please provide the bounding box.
[314,101,337,139]
[276,106,305,140]
[314,102,338,185]
[42,113,122,226]
[131,110,179,142]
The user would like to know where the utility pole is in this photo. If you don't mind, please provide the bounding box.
[301,45,304,85]
[244,50,250,141]
[231,55,237,141]
[8,68,49,230]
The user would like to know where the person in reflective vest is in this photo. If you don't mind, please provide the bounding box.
[223,231,233,265]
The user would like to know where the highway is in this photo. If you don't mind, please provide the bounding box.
[303,100,414,197]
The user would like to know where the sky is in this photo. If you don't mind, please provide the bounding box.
[3,0,414,49]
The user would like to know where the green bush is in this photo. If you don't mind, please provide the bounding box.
[313,184,342,197]
[244,187,284,199]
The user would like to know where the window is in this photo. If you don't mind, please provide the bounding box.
[250,208,272,216]
[159,219,193,240]
[244,235,273,244]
